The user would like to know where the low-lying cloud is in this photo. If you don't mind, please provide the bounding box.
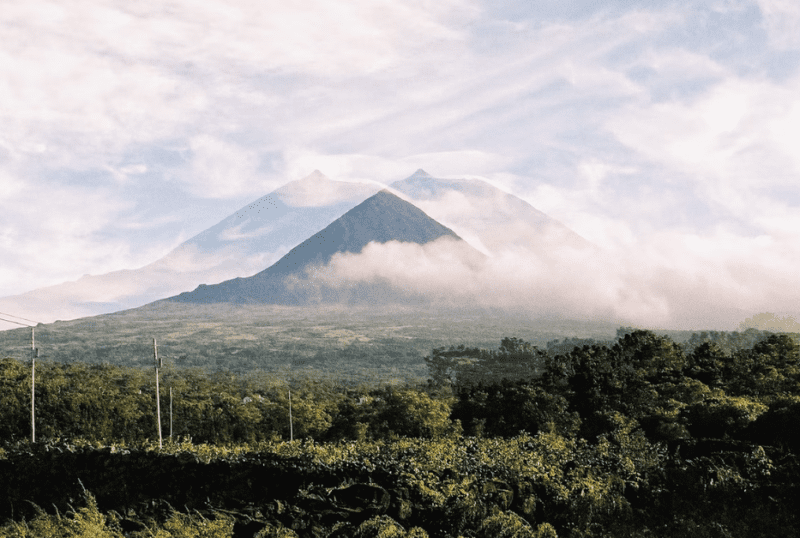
[295,233,800,331]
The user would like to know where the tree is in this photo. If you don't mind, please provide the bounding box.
[452,381,580,438]
[424,339,546,387]
[745,396,800,450]
[424,344,491,386]
[686,342,729,388]
[614,330,686,382]
[0,358,28,440]
[682,394,767,440]
[371,388,455,439]
[746,334,799,395]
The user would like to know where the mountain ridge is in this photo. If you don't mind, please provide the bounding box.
[0,172,383,327]
[167,189,470,305]
[390,170,592,254]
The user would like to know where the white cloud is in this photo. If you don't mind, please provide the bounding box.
[605,72,800,230]
[768,99,800,175]
[178,135,265,199]
[0,176,143,297]
[0,169,25,202]
[152,243,279,276]
[755,0,800,49]
[0,33,198,169]
[0,0,480,181]
[400,151,510,177]
[282,150,405,185]
[607,79,754,177]
[300,229,800,330]
[119,164,147,175]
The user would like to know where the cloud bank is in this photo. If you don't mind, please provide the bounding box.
[298,233,800,331]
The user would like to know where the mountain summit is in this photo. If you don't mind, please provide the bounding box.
[167,190,467,304]
[409,169,432,179]
[174,170,380,256]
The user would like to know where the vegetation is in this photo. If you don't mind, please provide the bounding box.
[0,303,621,379]
[0,326,798,537]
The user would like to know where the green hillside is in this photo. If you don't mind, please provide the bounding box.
[0,303,621,379]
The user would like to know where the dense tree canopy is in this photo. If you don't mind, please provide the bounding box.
[2,327,799,537]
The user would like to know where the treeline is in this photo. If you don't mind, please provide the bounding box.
[0,328,797,447]
[0,360,454,444]
[433,329,800,447]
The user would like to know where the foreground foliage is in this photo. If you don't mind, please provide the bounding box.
[1,327,799,536]
[1,428,797,537]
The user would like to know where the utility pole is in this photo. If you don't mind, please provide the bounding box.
[31,327,38,444]
[154,338,163,449]
[288,389,293,442]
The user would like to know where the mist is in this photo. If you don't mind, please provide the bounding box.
[298,233,800,331]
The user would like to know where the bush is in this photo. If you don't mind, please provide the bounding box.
[475,511,557,538]
[353,516,427,538]
[254,524,299,537]
[0,492,122,538]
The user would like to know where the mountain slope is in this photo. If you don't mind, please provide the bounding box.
[0,172,381,327]
[173,170,380,260]
[391,169,592,255]
[167,190,469,304]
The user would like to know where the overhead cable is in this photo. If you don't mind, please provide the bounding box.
[0,316,34,327]
[0,311,41,324]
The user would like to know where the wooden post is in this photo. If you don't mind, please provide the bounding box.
[169,386,173,440]
[31,327,36,444]
[154,338,162,449]
[288,389,293,442]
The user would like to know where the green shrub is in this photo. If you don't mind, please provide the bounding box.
[475,511,537,538]
[353,516,406,538]
[254,524,299,537]
[0,493,122,538]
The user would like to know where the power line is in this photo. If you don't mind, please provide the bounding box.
[0,316,34,327]
[0,311,41,325]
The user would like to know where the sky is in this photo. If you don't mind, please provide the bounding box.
[2,0,800,330]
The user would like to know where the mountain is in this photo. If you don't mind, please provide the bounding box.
[172,170,380,260]
[0,172,381,327]
[0,169,594,329]
[166,190,472,304]
[390,169,592,255]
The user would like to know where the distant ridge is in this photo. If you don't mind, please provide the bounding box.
[391,170,592,254]
[171,170,380,259]
[0,171,381,327]
[167,190,469,305]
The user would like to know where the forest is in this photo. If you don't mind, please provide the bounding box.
[0,327,798,537]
